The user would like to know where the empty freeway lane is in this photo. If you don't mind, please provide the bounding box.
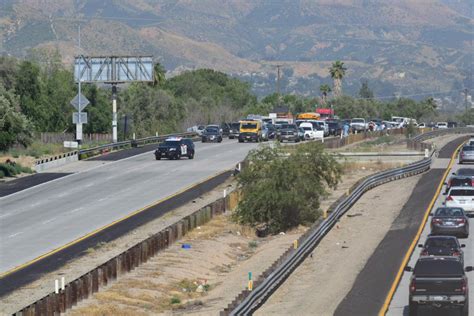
[0,139,257,277]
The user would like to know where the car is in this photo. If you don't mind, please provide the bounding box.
[405,257,472,316]
[311,121,329,136]
[228,122,241,139]
[436,122,448,129]
[155,137,195,160]
[444,175,473,194]
[454,168,474,177]
[201,126,223,143]
[418,123,426,129]
[265,124,277,139]
[430,207,469,238]
[300,122,324,140]
[448,121,458,128]
[445,186,474,216]
[220,123,231,137]
[238,120,263,143]
[350,118,368,132]
[326,120,342,136]
[418,235,465,264]
[297,127,305,141]
[459,145,474,164]
[278,124,299,143]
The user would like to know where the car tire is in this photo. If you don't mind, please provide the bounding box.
[218,138,222,143]
[229,136,234,139]
[408,302,418,316]
[188,152,194,159]
[238,139,244,143]
[202,139,206,143]
[155,155,161,160]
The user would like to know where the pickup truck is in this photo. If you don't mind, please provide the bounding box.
[405,257,472,316]
[350,118,368,132]
[299,122,324,140]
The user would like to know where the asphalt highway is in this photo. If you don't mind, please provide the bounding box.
[387,159,474,316]
[0,139,258,274]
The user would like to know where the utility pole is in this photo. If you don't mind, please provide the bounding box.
[276,64,282,105]
[112,84,118,143]
[77,25,82,145]
[464,88,469,112]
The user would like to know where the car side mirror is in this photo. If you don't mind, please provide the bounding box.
[466,266,473,272]
[404,266,413,272]
[418,244,423,248]
[461,244,466,248]
[452,172,456,175]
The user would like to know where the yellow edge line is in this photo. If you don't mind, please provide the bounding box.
[378,141,464,316]
[0,169,230,279]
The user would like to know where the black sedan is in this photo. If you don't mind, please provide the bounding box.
[201,126,223,143]
[430,207,469,238]
[418,235,465,265]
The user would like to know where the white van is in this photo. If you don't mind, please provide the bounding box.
[299,122,324,140]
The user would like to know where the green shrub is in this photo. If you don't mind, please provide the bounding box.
[0,170,4,178]
[0,163,18,177]
[170,296,181,305]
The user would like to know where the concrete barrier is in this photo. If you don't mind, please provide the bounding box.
[35,152,79,173]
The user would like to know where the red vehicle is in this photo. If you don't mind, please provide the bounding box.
[316,108,334,120]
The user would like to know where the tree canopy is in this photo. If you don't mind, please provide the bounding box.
[234,142,341,233]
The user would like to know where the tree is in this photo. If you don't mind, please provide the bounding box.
[329,61,347,97]
[234,142,341,233]
[153,63,166,87]
[319,84,332,104]
[359,80,374,99]
[0,84,33,151]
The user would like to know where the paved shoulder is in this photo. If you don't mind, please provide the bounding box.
[0,173,71,198]
[334,136,465,316]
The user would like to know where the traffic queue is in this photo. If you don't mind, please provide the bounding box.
[403,140,474,316]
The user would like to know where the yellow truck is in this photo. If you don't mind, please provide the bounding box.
[238,120,262,143]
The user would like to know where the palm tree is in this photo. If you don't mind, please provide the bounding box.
[329,61,347,98]
[153,63,166,86]
[319,84,332,105]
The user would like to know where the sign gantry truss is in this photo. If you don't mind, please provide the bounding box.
[74,56,154,83]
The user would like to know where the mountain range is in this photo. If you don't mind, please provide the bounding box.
[1,0,473,100]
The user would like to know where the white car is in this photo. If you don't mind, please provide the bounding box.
[299,122,324,140]
[445,186,474,216]
[436,122,448,129]
[418,123,426,128]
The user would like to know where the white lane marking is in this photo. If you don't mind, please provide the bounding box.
[42,217,57,225]
[8,232,23,238]
[84,182,95,188]
[0,213,11,219]
[69,207,83,214]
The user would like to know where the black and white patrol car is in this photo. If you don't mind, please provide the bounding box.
[154,137,195,160]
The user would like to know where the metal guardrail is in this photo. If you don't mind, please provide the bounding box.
[227,154,433,315]
[78,133,197,156]
[77,132,197,158]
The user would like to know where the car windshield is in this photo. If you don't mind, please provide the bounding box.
[457,169,474,176]
[231,123,240,129]
[462,146,474,151]
[414,260,464,277]
[242,123,257,129]
[450,189,474,196]
[434,208,464,217]
[205,128,218,133]
[451,178,471,186]
[352,119,364,123]
[327,122,339,127]
[281,124,295,129]
[302,126,311,131]
[425,238,458,248]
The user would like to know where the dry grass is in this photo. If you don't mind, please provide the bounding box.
[342,161,404,173]
[186,214,255,240]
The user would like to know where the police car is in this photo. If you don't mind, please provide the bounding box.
[154,137,195,160]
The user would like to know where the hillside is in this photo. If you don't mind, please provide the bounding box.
[0,0,472,100]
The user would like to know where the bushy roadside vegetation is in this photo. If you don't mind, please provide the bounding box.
[0,162,33,178]
[234,142,342,233]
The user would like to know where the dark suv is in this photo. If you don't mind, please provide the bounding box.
[155,138,195,160]
[405,257,472,316]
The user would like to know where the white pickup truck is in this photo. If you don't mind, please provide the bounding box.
[350,118,368,132]
[300,122,324,140]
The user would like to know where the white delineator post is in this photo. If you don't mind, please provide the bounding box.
[112,85,118,143]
